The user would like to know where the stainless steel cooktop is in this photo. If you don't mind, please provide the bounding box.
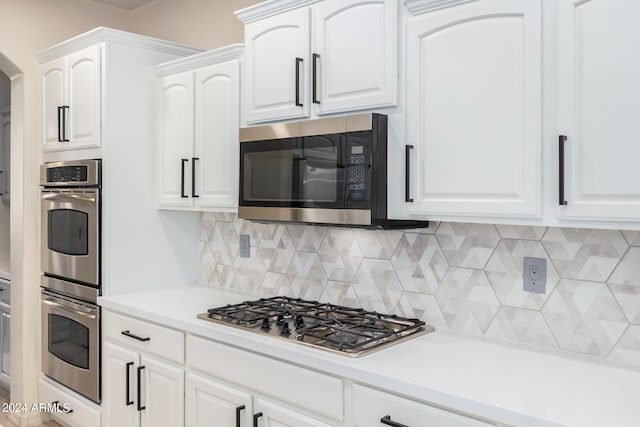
[197,296,433,357]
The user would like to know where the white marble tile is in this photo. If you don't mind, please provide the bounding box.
[199,212,216,241]
[233,217,266,246]
[541,228,628,282]
[541,279,628,357]
[258,224,296,273]
[484,239,559,309]
[318,228,363,282]
[390,233,448,295]
[232,247,267,292]
[394,292,448,329]
[435,268,500,334]
[608,325,640,367]
[485,306,558,349]
[622,230,640,247]
[495,224,547,240]
[286,224,327,252]
[198,241,214,285]
[352,228,403,259]
[209,221,239,266]
[435,222,501,269]
[286,251,327,301]
[406,221,440,234]
[352,259,403,313]
[319,281,360,307]
[209,265,238,289]
[608,247,640,324]
[259,272,295,297]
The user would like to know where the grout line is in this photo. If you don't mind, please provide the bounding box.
[606,323,630,359]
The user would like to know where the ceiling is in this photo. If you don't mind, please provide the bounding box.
[87,0,157,11]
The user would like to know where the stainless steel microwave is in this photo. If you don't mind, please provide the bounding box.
[238,113,428,229]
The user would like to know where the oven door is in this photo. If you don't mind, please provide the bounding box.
[41,289,100,403]
[41,188,100,286]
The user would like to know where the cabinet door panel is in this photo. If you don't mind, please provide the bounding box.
[255,398,334,427]
[195,61,239,209]
[67,45,102,149]
[558,0,640,220]
[42,58,66,150]
[186,373,251,427]
[141,356,184,427]
[244,7,310,122]
[157,72,194,208]
[314,0,397,114]
[103,342,140,427]
[406,0,541,217]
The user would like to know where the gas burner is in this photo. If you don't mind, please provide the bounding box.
[198,296,434,357]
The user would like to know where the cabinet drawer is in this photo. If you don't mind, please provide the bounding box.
[39,377,101,427]
[103,310,184,363]
[352,384,497,427]
[187,335,343,421]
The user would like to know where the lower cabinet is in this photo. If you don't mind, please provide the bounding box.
[39,376,101,427]
[186,373,252,427]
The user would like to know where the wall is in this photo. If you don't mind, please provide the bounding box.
[0,71,8,272]
[199,213,640,366]
[129,0,261,49]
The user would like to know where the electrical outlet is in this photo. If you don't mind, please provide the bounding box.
[239,234,250,258]
[523,257,546,294]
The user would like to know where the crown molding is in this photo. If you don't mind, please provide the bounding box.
[404,0,478,15]
[36,27,203,63]
[235,0,321,23]
[154,44,245,76]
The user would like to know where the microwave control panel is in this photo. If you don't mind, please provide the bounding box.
[347,143,369,202]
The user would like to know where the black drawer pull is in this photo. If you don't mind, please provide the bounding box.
[312,53,320,104]
[253,412,263,427]
[181,158,189,198]
[125,362,134,406]
[295,57,303,107]
[559,135,568,206]
[191,157,199,198]
[121,330,150,342]
[381,415,410,427]
[137,365,146,411]
[236,405,246,427]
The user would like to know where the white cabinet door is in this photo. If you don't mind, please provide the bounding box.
[352,384,495,427]
[0,114,9,202]
[405,0,542,218]
[185,373,252,427]
[557,0,640,221]
[157,72,195,208]
[194,60,240,209]
[103,342,141,427]
[244,7,310,123]
[41,57,66,150]
[66,45,102,149]
[313,0,397,114]
[254,398,334,427]
[141,355,184,427]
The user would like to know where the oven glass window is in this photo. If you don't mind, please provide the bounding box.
[241,135,346,207]
[48,209,89,256]
[48,314,89,370]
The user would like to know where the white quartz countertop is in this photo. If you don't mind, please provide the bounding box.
[98,286,640,427]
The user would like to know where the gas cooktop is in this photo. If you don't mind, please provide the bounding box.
[197,296,433,357]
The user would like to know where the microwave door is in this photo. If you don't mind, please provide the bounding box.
[300,134,346,208]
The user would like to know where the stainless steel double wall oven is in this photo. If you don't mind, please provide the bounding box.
[40,159,101,403]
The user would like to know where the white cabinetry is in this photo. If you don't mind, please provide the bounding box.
[41,44,101,152]
[156,45,242,211]
[352,384,496,427]
[237,0,397,124]
[401,0,542,220]
[185,373,252,427]
[556,0,640,222]
[40,376,102,427]
[0,107,9,202]
[102,311,185,427]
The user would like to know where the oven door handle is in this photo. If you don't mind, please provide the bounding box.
[41,193,97,204]
[42,295,97,319]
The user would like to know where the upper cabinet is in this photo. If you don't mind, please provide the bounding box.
[155,45,243,211]
[41,45,101,152]
[402,0,542,219]
[37,27,203,161]
[237,0,398,124]
[557,0,640,222]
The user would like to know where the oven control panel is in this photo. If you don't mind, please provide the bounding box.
[47,166,88,183]
[40,160,101,187]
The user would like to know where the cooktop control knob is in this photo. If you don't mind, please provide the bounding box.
[261,318,271,331]
[294,315,304,329]
[279,321,291,337]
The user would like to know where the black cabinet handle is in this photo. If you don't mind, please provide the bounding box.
[559,135,567,206]
[61,106,70,142]
[137,366,146,411]
[121,330,150,342]
[312,53,320,105]
[57,107,63,142]
[253,412,263,427]
[405,145,414,203]
[191,157,199,198]
[51,401,73,414]
[181,158,189,198]
[236,405,246,427]
[295,57,303,107]
[381,415,410,427]
[125,362,134,406]
[0,171,3,196]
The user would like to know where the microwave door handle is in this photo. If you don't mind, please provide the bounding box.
[41,193,97,204]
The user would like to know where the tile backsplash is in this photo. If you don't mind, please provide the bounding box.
[199,213,640,365]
